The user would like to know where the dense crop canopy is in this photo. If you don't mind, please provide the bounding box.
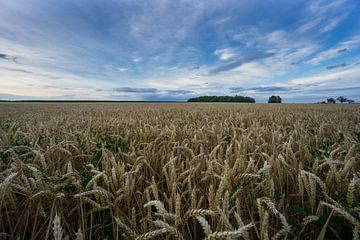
[0,103,359,239]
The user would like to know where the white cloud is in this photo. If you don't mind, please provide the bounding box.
[297,17,324,33]
[320,16,345,32]
[307,34,360,64]
[233,27,260,47]
[232,62,272,78]
[212,17,231,25]
[210,28,320,88]
[291,65,360,85]
[132,56,142,63]
[307,0,348,15]
[116,67,129,72]
[265,30,289,46]
[214,48,236,61]
[296,0,352,35]
[0,53,115,99]
[307,48,344,65]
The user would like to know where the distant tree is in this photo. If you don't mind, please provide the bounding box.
[187,95,255,103]
[336,96,348,103]
[327,98,336,104]
[268,95,282,103]
[346,99,355,104]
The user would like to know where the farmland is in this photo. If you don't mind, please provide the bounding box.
[0,103,360,240]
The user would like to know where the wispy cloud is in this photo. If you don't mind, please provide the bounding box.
[112,87,193,96]
[107,87,195,101]
[166,90,193,95]
[298,0,353,34]
[208,52,275,75]
[321,16,346,32]
[297,17,324,33]
[230,86,292,93]
[307,35,360,64]
[214,48,236,61]
[326,63,348,69]
[116,68,129,73]
[291,65,360,85]
[113,87,158,93]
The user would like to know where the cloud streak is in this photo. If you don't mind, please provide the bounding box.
[230,86,292,93]
[0,53,16,62]
[113,87,158,93]
[307,35,360,64]
[326,63,348,69]
[208,52,275,75]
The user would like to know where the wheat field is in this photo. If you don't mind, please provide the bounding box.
[0,103,359,240]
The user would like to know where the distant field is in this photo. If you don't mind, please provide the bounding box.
[1,103,360,239]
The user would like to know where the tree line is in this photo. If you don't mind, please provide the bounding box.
[187,95,256,103]
[319,96,355,104]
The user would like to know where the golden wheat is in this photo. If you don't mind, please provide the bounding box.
[0,103,359,239]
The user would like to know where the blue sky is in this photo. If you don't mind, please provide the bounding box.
[0,0,359,102]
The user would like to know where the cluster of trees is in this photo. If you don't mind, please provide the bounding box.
[268,95,282,103]
[187,95,256,103]
[320,96,355,104]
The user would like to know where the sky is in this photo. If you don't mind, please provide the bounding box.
[0,0,360,102]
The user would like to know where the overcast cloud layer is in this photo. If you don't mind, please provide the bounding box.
[0,0,359,102]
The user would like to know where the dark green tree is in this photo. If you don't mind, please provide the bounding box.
[327,98,336,104]
[268,95,282,103]
[337,96,348,103]
[187,95,255,103]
